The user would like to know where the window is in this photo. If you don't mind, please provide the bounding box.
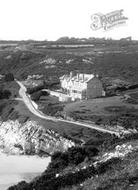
[72,90,78,93]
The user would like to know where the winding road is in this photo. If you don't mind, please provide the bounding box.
[16,80,121,136]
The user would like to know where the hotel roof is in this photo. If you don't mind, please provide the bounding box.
[60,73,94,83]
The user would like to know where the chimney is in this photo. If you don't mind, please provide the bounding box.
[77,73,79,80]
[82,74,85,81]
[70,72,73,78]
[70,71,76,78]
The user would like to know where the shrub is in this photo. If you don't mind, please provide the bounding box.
[8,181,29,190]
[5,73,14,81]
[27,84,44,94]
[0,89,11,99]
[48,146,99,172]
[31,91,42,101]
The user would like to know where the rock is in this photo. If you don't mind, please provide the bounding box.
[0,120,75,155]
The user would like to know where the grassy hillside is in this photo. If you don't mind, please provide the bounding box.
[8,139,138,190]
[0,41,138,84]
[0,40,137,190]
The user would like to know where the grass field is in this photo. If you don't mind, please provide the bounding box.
[63,95,138,130]
[64,96,138,116]
[14,99,112,143]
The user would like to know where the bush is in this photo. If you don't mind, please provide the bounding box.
[49,146,99,172]
[0,89,11,99]
[8,181,29,190]
[31,91,42,101]
[5,73,14,81]
[97,157,121,174]
[0,102,6,114]
[27,84,44,94]
[42,104,64,116]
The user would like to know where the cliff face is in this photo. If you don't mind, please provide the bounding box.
[0,120,75,155]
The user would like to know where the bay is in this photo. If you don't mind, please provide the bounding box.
[0,153,51,190]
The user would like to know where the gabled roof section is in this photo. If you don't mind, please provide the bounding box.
[59,74,69,80]
[60,73,95,83]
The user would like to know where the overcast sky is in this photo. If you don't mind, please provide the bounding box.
[0,0,137,40]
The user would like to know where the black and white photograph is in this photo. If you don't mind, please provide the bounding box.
[0,0,138,189]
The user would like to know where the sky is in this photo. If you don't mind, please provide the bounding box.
[0,0,137,40]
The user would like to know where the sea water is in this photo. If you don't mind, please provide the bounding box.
[0,153,51,190]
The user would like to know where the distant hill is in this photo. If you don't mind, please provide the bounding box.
[0,39,137,84]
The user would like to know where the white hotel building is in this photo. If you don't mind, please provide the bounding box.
[59,72,104,101]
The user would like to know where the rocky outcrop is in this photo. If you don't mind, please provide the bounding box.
[0,120,75,155]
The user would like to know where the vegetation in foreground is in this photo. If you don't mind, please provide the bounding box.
[8,143,138,190]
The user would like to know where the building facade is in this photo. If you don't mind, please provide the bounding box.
[59,72,104,101]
